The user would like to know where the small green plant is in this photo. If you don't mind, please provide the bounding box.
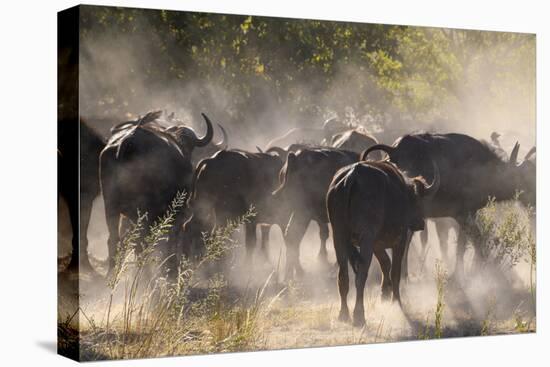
[514,312,529,333]
[524,205,536,307]
[416,261,447,340]
[480,294,496,336]
[466,192,535,271]
[434,260,447,338]
[418,314,431,340]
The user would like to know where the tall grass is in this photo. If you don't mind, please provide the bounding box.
[417,261,447,340]
[466,193,535,272]
[75,196,284,360]
[434,260,447,338]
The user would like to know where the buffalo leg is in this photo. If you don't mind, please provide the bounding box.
[283,214,309,279]
[454,221,467,282]
[259,224,271,262]
[317,221,330,263]
[104,201,121,275]
[333,228,350,322]
[391,230,410,305]
[374,248,392,300]
[436,220,450,265]
[404,219,428,280]
[244,222,257,265]
[353,232,375,326]
[166,210,187,276]
[66,193,80,272]
[402,237,411,281]
[467,220,486,274]
[77,194,95,273]
[420,221,429,250]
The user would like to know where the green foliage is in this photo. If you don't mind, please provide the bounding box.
[466,194,535,270]
[79,6,534,130]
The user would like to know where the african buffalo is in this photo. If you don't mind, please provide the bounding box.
[363,133,536,280]
[100,111,214,273]
[110,112,228,166]
[271,148,360,278]
[331,128,382,160]
[182,149,284,262]
[58,118,105,273]
[266,117,349,149]
[327,160,439,326]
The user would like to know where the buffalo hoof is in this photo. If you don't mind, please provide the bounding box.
[391,295,402,307]
[381,288,392,302]
[66,259,96,275]
[338,309,350,323]
[292,264,305,280]
[81,260,96,274]
[353,312,366,327]
[448,271,465,288]
[258,250,271,266]
[317,251,329,264]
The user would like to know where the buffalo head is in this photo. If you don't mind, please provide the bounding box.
[165,113,214,156]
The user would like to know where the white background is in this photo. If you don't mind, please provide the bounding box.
[0,0,548,365]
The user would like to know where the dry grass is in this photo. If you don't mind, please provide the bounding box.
[60,195,284,361]
[58,194,536,361]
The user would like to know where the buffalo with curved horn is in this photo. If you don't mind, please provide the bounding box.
[362,133,536,280]
[327,159,439,326]
[100,111,215,274]
[270,148,361,278]
[192,122,229,166]
[182,149,285,263]
[332,129,382,160]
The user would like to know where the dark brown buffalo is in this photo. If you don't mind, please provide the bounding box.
[327,160,439,326]
[182,149,284,261]
[100,111,214,273]
[110,112,228,166]
[271,148,360,278]
[58,118,105,273]
[363,133,536,279]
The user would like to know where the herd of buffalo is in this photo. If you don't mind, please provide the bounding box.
[58,112,536,326]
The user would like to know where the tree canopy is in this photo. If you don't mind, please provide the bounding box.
[78,5,535,143]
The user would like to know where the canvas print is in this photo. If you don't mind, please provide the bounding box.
[58,5,536,362]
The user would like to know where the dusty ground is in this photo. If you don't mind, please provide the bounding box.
[58,199,535,360]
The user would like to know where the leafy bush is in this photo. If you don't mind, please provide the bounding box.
[466,193,535,271]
